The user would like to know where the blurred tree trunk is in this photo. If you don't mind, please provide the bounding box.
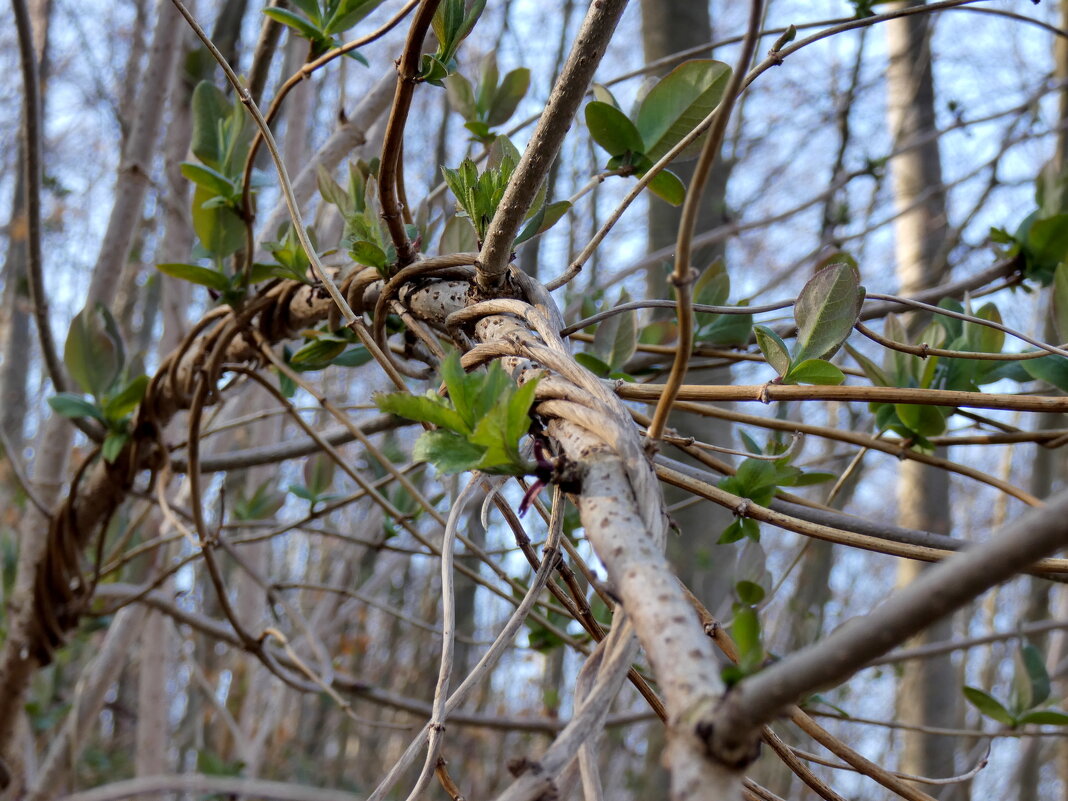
[639,0,733,626]
[886,3,962,796]
[1,0,52,449]
[1018,2,1068,797]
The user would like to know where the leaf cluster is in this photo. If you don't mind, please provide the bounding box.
[441,136,569,249]
[991,158,1068,285]
[754,261,863,386]
[584,61,733,206]
[575,289,637,379]
[319,160,416,277]
[964,643,1068,729]
[691,258,754,347]
[446,53,530,143]
[182,81,255,261]
[717,435,833,545]
[420,0,486,85]
[847,296,1063,446]
[722,580,767,687]
[374,351,539,475]
[48,305,148,462]
[263,0,385,60]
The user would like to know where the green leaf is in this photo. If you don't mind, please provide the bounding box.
[644,168,685,206]
[419,53,450,85]
[515,200,571,246]
[486,68,530,127]
[413,430,486,474]
[1052,263,1068,343]
[882,314,915,383]
[1022,355,1068,391]
[476,53,499,115]
[575,351,611,377]
[437,351,477,431]
[102,431,128,464]
[102,375,149,422]
[504,376,539,446]
[190,81,230,170]
[263,7,325,41]
[783,359,845,386]
[303,452,336,497]
[180,162,237,198]
[233,480,286,521]
[191,186,246,258]
[585,101,645,157]
[331,346,372,368]
[290,338,348,370]
[894,403,946,438]
[592,291,637,372]
[753,324,791,378]
[718,517,759,544]
[156,262,231,292]
[739,431,763,455]
[1017,709,1068,726]
[349,240,389,269]
[963,686,1016,726]
[440,214,478,254]
[793,262,864,363]
[1026,213,1068,281]
[64,304,125,399]
[375,391,468,434]
[965,302,1004,354]
[845,343,891,386]
[445,73,477,119]
[731,605,764,671]
[325,0,385,32]
[1020,644,1051,709]
[487,135,522,174]
[290,0,321,22]
[469,409,523,472]
[693,258,730,307]
[468,359,511,424]
[698,307,753,346]
[735,580,765,605]
[635,60,732,163]
[48,393,105,422]
[248,262,305,284]
[729,458,784,505]
[591,83,620,108]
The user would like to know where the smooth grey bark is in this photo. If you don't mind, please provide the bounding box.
[886,3,961,795]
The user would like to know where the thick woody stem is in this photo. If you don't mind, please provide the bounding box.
[475,0,629,291]
[708,489,1068,766]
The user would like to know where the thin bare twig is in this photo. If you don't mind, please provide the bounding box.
[13,0,66,394]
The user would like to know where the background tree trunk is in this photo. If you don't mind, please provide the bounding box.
[886,3,962,795]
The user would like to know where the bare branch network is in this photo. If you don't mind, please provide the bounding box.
[2,0,1068,800]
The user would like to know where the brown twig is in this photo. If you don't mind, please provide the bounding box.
[378,0,442,266]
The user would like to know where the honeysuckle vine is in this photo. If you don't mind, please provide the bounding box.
[7,1,1068,799]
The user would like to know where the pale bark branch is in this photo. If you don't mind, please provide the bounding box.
[708,488,1068,766]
